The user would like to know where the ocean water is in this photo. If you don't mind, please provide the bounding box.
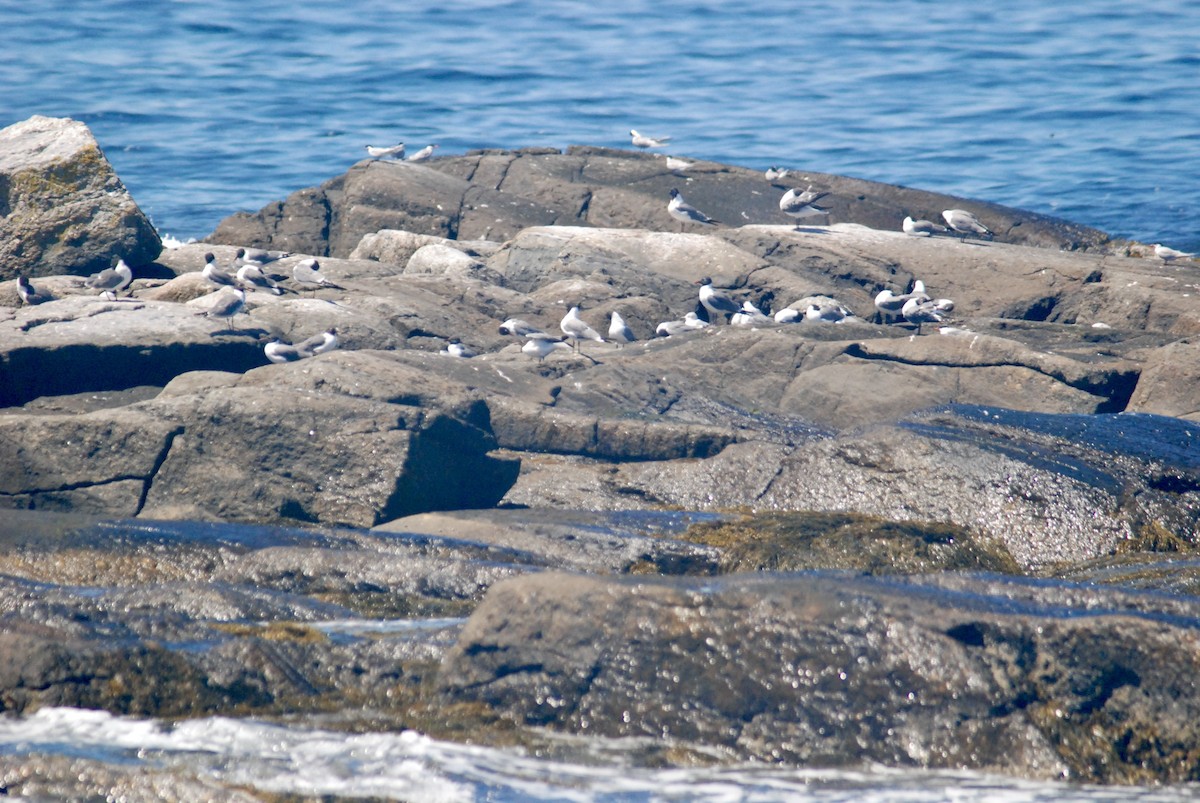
[4,1,1200,249]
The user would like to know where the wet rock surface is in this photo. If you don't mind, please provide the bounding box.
[4,117,1200,787]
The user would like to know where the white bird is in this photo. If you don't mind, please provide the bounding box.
[198,287,247,328]
[236,247,289,266]
[697,276,741,321]
[1153,243,1195,263]
[901,296,949,334]
[295,327,339,356]
[665,156,693,171]
[85,259,133,300]
[560,306,605,350]
[608,311,636,346]
[202,253,239,290]
[668,188,718,226]
[16,276,52,305]
[264,339,310,364]
[942,209,993,241]
[407,144,438,162]
[731,300,772,327]
[365,142,405,159]
[765,166,790,182]
[522,334,573,361]
[444,337,475,358]
[236,263,283,295]
[683,311,711,329]
[774,307,802,324]
[805,302,853,323]
[903,216,948,237]
[874,280,928,321]
[630,129,670,148]
[292,259,343,291]
[498,317,546,337]
[780,186,830,223]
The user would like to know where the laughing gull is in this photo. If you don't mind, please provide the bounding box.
[731,300,772,327]
[264,339,309,364]
[683,311,710,329]
[522,334,573,361]
[668,188,719,226]
[86,259,133,300]
[697,276,741,321]
[774,307,802,324]
[498,317,546,337]
[903,216,948,237]
[765,166,791,182]
[292,259,343,292]
[16,276,52,305]
[780,186,830,224]
[608,311,636,346]
[198,287,246,328]
[365,142,406,160]
[236,263,283,295]
[295,327,339,355]
[202,253,239,290]
[805,302,853,323]
[560,305,605,351]
[942,209,993,241]
[874,280,928,322]
[1153,243,1195,263]
[901,296,951,334]
[443,337,475,358]
[665,155,693,171]
[406,144,438,162]
[630,129,671,148]
[655,311,713,337]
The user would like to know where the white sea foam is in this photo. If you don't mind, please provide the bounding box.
[2,708,1199,801]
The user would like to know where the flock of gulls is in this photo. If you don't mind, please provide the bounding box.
[12,132,1197,367]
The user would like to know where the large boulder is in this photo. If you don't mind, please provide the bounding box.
[0,115,161,280]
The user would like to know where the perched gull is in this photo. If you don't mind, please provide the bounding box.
[630,129,670,149]
[764,166,790,182]
[498,317,546,337]
[236,247,289,266]
[295,327,339,356]
[407,144,438,162]
[697,276,741,321]
[85,259,133,300]
[560,305,604,351]
[444,337,475,358]
[942,209,993,241]
[608,311,636,346]
[665,156,693,172]
[683,311,710,329]
[774,307,802,324]
[901,296,950,334]
[903,216,948,237]
[202,253,239,290]
[292,259,343,291]
[780,186,830,224]
[365,142,405,160]
[16,276,52,305]
[264,339,310,364]
[236,263,283,295]
[1153,243,1195,263]
[522,334,573,361]
[198,287,247,328]
[805,302,853,323]
[731,300,772,327]
[668,188,719,226]
[655,319,690,337]
[874,280,928,321]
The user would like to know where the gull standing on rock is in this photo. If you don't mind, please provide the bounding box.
[697,276,741,322]
[202,253,239,290]
[630,129,671,149]
[903,216,948,237]
[1153,243,1195,263]
[292,259,343,292]
[942,209,993,241]
[365,142,405,160]
[522,334,573,361]
[86,259,133,300]
[560,305,605,351]
[236,262,283,295]
[901,296,952,334]
[780,186,830,225]
[16,276,52,305]
[608,311,636,346]
[198,287,247,328]
[407,144,437,162]
[668,188,719,226]
[874,280,927,322]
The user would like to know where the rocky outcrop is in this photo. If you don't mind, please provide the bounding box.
[0,116,161,280]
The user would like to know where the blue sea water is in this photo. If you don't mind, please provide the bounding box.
[4,1,1200,249]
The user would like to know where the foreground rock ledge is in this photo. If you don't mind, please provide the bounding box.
[438,570,1200,784]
